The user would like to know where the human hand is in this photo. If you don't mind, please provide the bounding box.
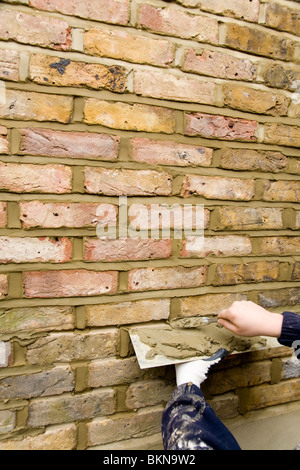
[217,300,283,338]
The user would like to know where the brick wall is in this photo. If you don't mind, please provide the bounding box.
[0,0,300,450]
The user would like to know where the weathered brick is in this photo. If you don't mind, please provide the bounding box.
[125,380,174,409]
[84,167,172,196]
[128,266,207,292]
[214,261,280,286]
[223,23,296,61]
[219,148,287,173]
[0,163,72,193]
[282,357,300,380]
[0,275,8,299]
[185,113,258,141]
[20,127,120,161]
[292,262,300,281]
[0,202,7,228]
[0,9,72,50]
[29,54,128,93]
[0,424,77,450]
[88,357,144,388]
[0,306,74,335]
[84,28,175,67]
[256,237,300,256]
[0,410,16,434]
[264,3,300,36]
[29,0,129,25]
[134,69,216,105]
[179,292,247,317]
[0,341,12,368]
[0,49,19,81]
[177,0,260,22]
[84,238,172,262]
[223,84,290,116]
[262,180,300,202]
[24,270,118,298]
[0,366,74,399]
[84,100,176,134]
[0,135,9,154]
[86,298,170,327]
[180,175,255,200]
[0,90,73,123]
[130,138,213,167]
[215,207,283,230]
[264,123,300,148]
[0,236,72,264]
[138,4,218,44]
[209,393,239,420]
[20,201,117,229]
[87,406,163,446]
[263,63,300,91]
[246,379,300,411]
[27,389,116,427]
[258,287,300,308]
[26,329,118,364]
[182,48,256,81]
[296,212,300,229]
[181,235,252,258]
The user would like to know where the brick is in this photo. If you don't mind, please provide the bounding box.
[179,292,247,317]
[282,357,300,380]
[0,202,7,228]
[296,212,300,229]
[88,357,145,388]
[0,424,77,450]
[20,128,120,161]
[292,262,300,281]
[84,28,175,67]
[223,84,290,116]
[181,235,252,258]
[185,113,258,141]
[180,175,255,200]
[0,49,19,81]
[0,135,9,154]
[84,167,172,196]
[178,0,260,22]
[214,261,280,286]
[130,138,213,167]
[126,380,174,409]
[0,410,16,434]
[26,329,118,364]
[264,123,300,148]
[263,63,300,91]
[183,48,256,81]
[138,4,218,44]
[27,389,116,427]
[29,54,127,93]
[0,341,12,368]
[0,236,72,264]
[0,306,74,335]
[84,100,176,134]
[0,275,8,299]
[256,237,300,256]
[246,379,300,411]
[20,201,117,229]
[134,69,216,105]
[0,163,72,194]
[263,180,300,202]
[0,9,71,50]
[265,3,300,36]
[258,287,300,308]
[24,270,118,298]
[0,89,73,123]
[128,266,207,292]
[219,148,287,173]
[223,23,296,61]
[84,238,172,262]
[29,0,129,25]
[209,393,239,420]
[0,366,74,399]
[215,207,283,230]
[86,298,170,327]
[87,406,163,446]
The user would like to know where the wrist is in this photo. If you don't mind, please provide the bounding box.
[265,313,283,338]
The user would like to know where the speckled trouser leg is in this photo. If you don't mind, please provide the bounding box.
[162,383,241,451]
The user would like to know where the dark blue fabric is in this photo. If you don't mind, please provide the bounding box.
[162,383,241,450]
[278,311,300,348]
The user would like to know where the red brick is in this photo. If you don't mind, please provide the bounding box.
[0,202,7,228]
[29,0,129,25]
[0,49,19,82]
[84,238,172,262]
[0,135,9,154]
[20,201,117,229]
[24,270,118,298]
[138,4,218,44]
[20,128,120,161]
[0,237,72,264]
[0,275,8,299]
[179,0,260,22]
[128,266,207,291]
[0,163,72,194]
[0,9,71,50]
[130,138,213,167]
[185,113,258,141]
